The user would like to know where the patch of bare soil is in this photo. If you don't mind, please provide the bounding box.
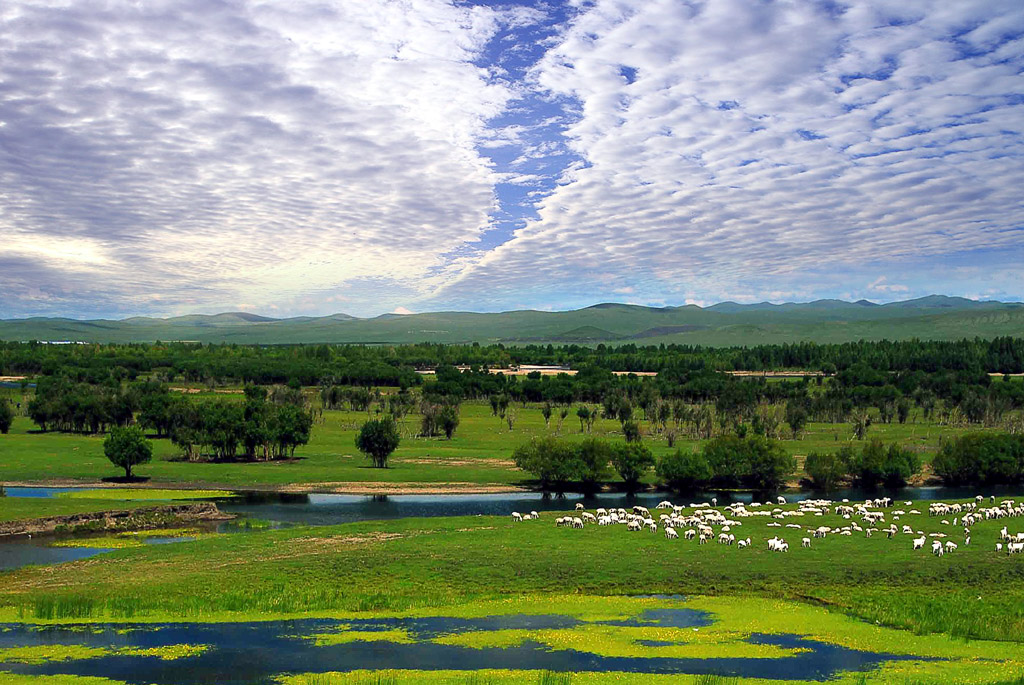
[399,457,517,468]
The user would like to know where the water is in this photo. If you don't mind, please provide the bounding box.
[0,542,112,570]
[6,484,1021,529]
[0,609,929,684]
[3,486,83,498]
[214,485,1024,527]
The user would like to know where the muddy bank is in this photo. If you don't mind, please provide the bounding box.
[0,502,233,539]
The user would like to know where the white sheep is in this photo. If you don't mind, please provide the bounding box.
[511,512,523,522]
[665,527,678,539]
[802,537,811,548]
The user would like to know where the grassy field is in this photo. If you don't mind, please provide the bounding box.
[3,495,1024,684]
[0,395,993,490]
[2,497,1022,639]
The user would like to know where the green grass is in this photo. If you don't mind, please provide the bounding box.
[2,497,1022,643]
[0,400,996,489]
[0,497,154,524]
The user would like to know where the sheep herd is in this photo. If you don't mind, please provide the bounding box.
[511,493,1024,557]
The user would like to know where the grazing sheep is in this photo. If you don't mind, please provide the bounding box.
[572,517,584,529]
[665,527,678,539]
[575,503,585,512]
[802,537,811,548]
[511,512,523,522]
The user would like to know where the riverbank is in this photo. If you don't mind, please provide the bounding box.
[0,502,231,538]
[3,479,531,495]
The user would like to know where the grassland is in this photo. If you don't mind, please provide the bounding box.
[0,395,994,490]
[2,498,1022,641]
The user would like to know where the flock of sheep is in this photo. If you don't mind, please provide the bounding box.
[511,494,1024,556]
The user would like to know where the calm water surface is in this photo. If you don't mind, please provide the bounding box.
[0,608,930,683]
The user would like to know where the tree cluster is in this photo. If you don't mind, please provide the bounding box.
[512,436,654,492]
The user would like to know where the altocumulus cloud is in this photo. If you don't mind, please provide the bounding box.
[436,0,1024,310]
[0,0,521,317]
[2,0,1023,318]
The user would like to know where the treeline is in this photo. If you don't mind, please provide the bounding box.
[3,337,1024,384]
[932,433,1024,486]
[804,441,921,489]
[513,434,797,492]
[26,378,313,462]
[512,434,925,493]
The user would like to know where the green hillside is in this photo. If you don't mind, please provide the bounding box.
[1,296,1021,346]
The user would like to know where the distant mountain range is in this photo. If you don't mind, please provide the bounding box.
[1,296,1022,346]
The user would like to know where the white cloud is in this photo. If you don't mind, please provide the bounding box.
[391,306,414,315]
[0,0,522,316]
[436,0,1024,308]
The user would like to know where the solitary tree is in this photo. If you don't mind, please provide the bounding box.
[356,416,401,468]
[103,426,153,479]
[541,402,553,428]
[439,405,460,440]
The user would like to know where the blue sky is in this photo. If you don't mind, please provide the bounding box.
[1,0,1023,319]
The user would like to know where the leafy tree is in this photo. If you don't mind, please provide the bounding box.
[103,425,152,479]
[804,451,846,490]
[622,419,642,443]
[439,405,460,440]
[852,409,872,440]
[744,434,796,490]
[702,435,747,487]
[512,436,578,490]
[611,442,654,491]
[880,443,920,487]
[541,402,553,428]
[785,403,808,439]
[575,437,612,492]
[0,401,13,434]
[844,439,886,487]
[577,405,593,432]
[657,449,711,492]
[356,416,401,468]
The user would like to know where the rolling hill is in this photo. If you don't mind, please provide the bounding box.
[0,296,1021,346]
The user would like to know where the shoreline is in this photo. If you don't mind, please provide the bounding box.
[3,476,947,496]
[0,502,233,539]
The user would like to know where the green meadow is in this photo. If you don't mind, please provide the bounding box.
[0,397,991,490]
[2,497,1024,683]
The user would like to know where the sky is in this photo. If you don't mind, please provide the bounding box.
[1,0,1023,319]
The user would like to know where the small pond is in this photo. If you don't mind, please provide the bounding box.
[0,607,929,683]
